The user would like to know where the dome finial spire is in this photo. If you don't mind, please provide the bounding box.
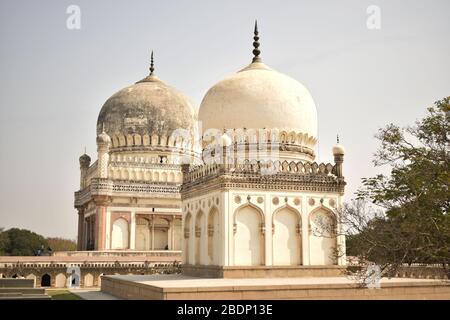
[252,20,261,63]
[150,50,155,75]
[337,134,340,144]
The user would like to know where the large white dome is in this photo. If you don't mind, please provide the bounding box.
[198,61,318,140]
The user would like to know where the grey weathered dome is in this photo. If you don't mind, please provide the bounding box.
[97,75,197,137]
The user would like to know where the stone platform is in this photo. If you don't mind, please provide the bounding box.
[101,274,450,300]
[181,265,344,278]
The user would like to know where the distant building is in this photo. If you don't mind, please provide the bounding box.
[74,52,201,251]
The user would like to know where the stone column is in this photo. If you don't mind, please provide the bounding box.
[301,197,310,265]
[130,211,136,250]
[151,217,155,250]
[95,206,106,250]
[76,208,85,250]
[171,216,176,250]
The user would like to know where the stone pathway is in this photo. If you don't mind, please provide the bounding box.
[70,288,119,300]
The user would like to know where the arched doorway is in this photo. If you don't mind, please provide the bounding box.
[309,208,337,265]
[234,205,264,266]
[41,274,51,287]
[273,207,301,265]
[111,218,129,249]
[207,207,220,265]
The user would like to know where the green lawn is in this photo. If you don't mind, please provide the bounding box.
[46,289,83,300]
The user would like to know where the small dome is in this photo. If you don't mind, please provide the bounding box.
[332,144,345,155]
[198,61,317,140]
[97,75,197,139]
[79,153,91,167]
[96,131,111,145]
[221,133,233,147]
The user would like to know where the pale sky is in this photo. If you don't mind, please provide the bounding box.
[0,0,449,239]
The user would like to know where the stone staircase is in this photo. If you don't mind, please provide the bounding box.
[0,279,51,300]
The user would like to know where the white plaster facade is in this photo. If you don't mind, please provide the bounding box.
[182,188,345,267]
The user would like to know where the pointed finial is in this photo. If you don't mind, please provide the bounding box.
[149,51,155,75]
[84,146,86,154]
[337,134,340,144]
[252,20,261,63]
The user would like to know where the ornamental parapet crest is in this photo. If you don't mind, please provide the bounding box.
[74,178,180,207]
[180,160,345,197]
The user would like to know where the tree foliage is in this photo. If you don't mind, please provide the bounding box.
[0,228,49,256]
[47,237,77,252]
[341,97,450,280]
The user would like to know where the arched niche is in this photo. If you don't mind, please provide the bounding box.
[184,212,192,264]
[84,273,94,287]
[135,217,150,251]
[233,204,264,266]
[111,218,129,249]
[207,206,220,265]
[153,218,169,250]
[309,207,337,265]
[173,218,182,251]
[55,273,66,288]
[194,211,205,265]
[272,205,302,266]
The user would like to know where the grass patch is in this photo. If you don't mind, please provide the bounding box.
[46,289,83,300]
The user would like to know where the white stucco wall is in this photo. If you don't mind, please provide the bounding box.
[182,189,345,267]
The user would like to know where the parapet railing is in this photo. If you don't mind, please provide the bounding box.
[183,160,339,184]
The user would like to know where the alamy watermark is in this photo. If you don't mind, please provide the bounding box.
[66,5,81,30]
[366,5,381,30]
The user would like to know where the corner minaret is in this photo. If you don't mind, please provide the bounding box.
[333,134,345,179]
[96,123,111,179]
[79,149,91,189]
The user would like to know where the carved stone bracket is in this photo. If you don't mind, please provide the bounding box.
[207,225,214,237]
[260,223,265,236]
[195,227,201,238]
[296,223,302,235]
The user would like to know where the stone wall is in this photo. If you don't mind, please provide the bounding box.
[0,252,181,288]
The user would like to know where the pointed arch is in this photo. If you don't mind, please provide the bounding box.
[135,217,150,250]
[233,203,265,266]
[111,218,129,249]
[55,273,66,288]
[40,274,51,287]
[207,206,220,265]
[194,210,206,265]
[184,212,192,264]
[272,205,302,265]
[309,206,337,265]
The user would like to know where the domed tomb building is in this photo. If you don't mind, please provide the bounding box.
[181,23,347,277]
[74,54,201,251]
